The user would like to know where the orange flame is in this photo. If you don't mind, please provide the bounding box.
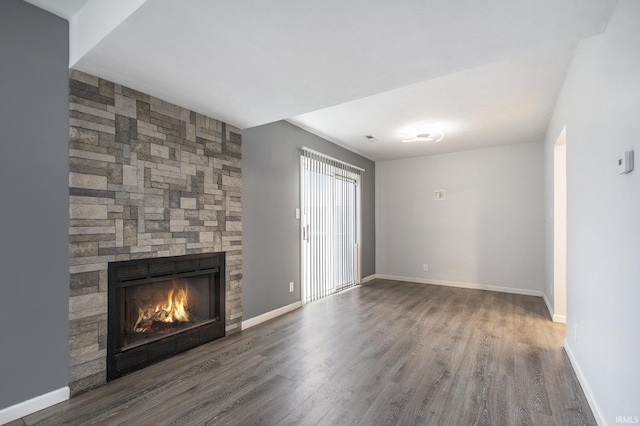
[133,285,190,333]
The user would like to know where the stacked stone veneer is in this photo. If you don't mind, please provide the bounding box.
[68,70,242,395]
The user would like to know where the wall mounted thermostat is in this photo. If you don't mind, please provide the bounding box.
[617,150,634,174]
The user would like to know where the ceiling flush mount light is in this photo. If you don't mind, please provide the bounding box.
[402,129,444,143]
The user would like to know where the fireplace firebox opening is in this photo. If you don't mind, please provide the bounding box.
[107,253,225,380]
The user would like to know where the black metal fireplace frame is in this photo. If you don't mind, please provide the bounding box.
[107,252,225,381]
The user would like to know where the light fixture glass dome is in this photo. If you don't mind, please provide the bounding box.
[402,128,444,143]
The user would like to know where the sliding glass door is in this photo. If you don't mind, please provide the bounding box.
[301,148,362,304]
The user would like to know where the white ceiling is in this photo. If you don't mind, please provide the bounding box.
[289,43,578,160]
[27,0,618,161]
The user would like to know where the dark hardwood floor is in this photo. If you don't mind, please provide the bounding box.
[10,279,596,425]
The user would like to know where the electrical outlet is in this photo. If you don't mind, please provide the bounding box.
[423,264,429,272]
[289,282,294,292]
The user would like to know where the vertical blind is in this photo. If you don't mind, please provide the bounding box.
[301,147,364,303]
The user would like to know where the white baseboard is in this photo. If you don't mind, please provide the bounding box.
[361,274,377,284]
[241,301,302,330]
[0,386,69,425]
[375,274,545,298]
[542,293,567,323]
[564,340,607,426]
[542,293,554,321]
[553,313,567,323]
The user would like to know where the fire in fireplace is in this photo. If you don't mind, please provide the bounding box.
[131,282,190,335]
[107,253,225,380]
[123,276,211,346]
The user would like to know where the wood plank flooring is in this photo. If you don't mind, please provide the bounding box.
[10,279,596,425]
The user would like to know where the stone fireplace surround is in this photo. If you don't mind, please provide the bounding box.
[68,70,242,395]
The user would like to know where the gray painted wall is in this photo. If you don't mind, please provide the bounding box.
[376,143,544,292]
[0,0,70,409]
[542,0,640,421]
[242,121,375,319]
